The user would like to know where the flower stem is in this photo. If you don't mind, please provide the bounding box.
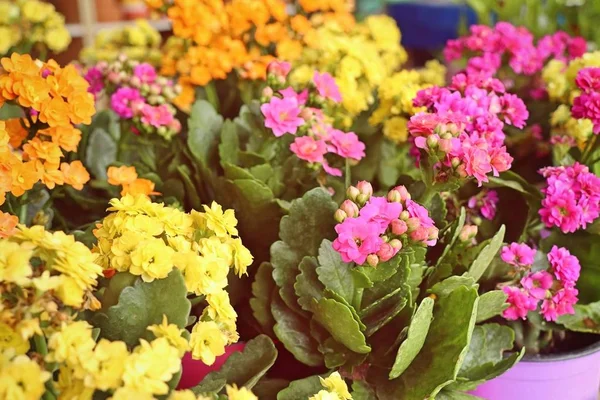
[344,159,351,190]
[419,185,436,207]
[581,134,598,165]
[18,193,28,224]
[352,288,364,311]
[34,334,48,356]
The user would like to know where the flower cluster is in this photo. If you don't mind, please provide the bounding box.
[332,181,438,266]
[369,61,446,143]
[107,165,160,198]
[445,22,585,77]
[308,372,351,400]
[571,67,600,133]
[501,243,580,322]
[543,51,600,103]
[0,54,95,205]
[85,55,182,140]
[539,163,600,233]
[93,194,253,363]
[80,20,163,66]
[0,0,71,56]
[261,61,365,177]
[408,73,523,186]
[289,15,408,127]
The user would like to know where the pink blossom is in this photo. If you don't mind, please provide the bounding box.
[290,136,327,163]
[140,104,174,127]
[322,160,342,177]
[260,96,305,137]
[407,112,440,136]
[111,87,143,118]
[280,87,308,106]
[541,287,578,321]
[133,63,157,84]
[463,147,492,185]
[332,217,383,265]
[84,66,104,95]
[268,60,291,78]
[467,189,499,220]
[489,147,513,176]
[328,130,365,161]
[575,67,600,93]
[521,271,553,300]
[571,92,600,133]
[547,246,581,286]
[405,199,435,228]
[359,197,402,232]
[500,243,536,267]
[502,286,538,320]
[377,242,399,262]
[391,219,407,235]
[313,71,342,103]
[499,93,528,128]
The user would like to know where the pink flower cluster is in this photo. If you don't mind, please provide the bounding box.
[572,67,600,134]
[332,182,438,266]
[467,189,499,221]
[408,73,521,186]
[261,61,365,177]
[84,56,182,140]
[444,23,586,77]
[501,243,580,322]
[539,163,600,233]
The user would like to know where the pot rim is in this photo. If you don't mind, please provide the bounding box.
[521,339,600,363]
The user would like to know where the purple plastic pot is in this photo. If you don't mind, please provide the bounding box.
[470,340,600,400]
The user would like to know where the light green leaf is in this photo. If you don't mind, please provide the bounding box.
[389,297,434,379]
[250,263,276,336]
[316,240,355,304]
[277,374,328,400]
[429,276,478,297]
[476,290,508,323]
[188,99,223,168]
[436,390,484,400]
[558,301,600,333]
[466,225,505,282]
[85,128,116,179]
[351,381,377,400]
[312,298,371,354]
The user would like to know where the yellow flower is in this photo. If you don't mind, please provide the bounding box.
[320,372,351,400]
[202,202,239,237]
[123,337,181,395]
[383,116,409,143]
[226,384,258,400]
[0,352,51,400]
[310,390,343,400]
[16,319,42,341]
[129,238,175,282]
[148,315,190,357]
[47,321,96,366]
[110,387,156,400]
[0,240,33,285]
[79,339,130,391]
[46,26,71,52]
[32,270,63,291]
[22,0,54,23]
[198,236,234,266]
[0,322,30,355]
[55,275,86,307]
[205,291,237,322]
[168,390,200,400]
[228,237,253,277]
[189,321,227,365]
[55,365,95,400]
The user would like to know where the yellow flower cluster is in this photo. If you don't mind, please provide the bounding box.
[369,60,446,143]
[0,53,95,206]
[81,20,163,66]
[93,194,253,364]
[0,0,71,56]
[290,15,408,128]
[549,104,593,149]
[308,372,352,400]
[0,349,51,400]
[542,51,600,103]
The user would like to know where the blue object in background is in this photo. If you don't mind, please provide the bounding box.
[387,2,477,50]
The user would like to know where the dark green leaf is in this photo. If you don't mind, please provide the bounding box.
[250,262,276,336]
[188,100,223,168]
[312,298,371,354]
[277,374,327,400]
[436,390,484,400]
[218,120,239,165]
[253,378,289,400]
[558,301,600,333]
[436,208,466,268]
[85,128,116,179]
[294,257,324,312]
[316,240,355,304]
[476,290,508,323]
[466,225,505,281]
[430,193,448,228]
[351,381,377,400]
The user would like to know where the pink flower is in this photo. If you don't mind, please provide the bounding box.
[322,160,342,177]
[521,271,553,300]
[500,242,536,267]
[332,217,383,265]
[313,71,342,103]
[463,147,492,185]
[290,136,327,163]
[328,130,365,161]
[575,67,600,93]
[499,93,528,128]
[502,286,538,320]
[468,190,499,220]
[444,39,464,62]
[84,66,104,95]
[572,92,600,133]
[133,63,157,84]
[268,60,291,78]
[111,87,143,118]
[489,147,513,176]
[261,96,305,137]
[541,287,578,322]
[407,112,440,136]
[547,246,581,286]
[140,104,174,128]
[280,87,308,106]
[359,197,402,232]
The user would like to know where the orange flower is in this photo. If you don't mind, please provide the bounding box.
[39,96,71,127]
[0,121,7,146]
[190,65,212,86]
[277,39,303,62]
[1,53,39,77]
[67,92,95,125]
[291,15,312,34]
[23,138,63,166]
[298,0,325,13]
[10,160,41,197]
[121,178,160,197]
[0,211,18,238]
[41,164,65,190]
[5,119,28,149]
[49,64,90,99]
[60,160,90,190]
[13,76,51,110]
[265,0,288,22]
[43,126,82,152]
[107,166,138,186]
[173,81,195,112]
[255,23,288,47]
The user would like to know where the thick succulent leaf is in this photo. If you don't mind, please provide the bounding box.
[466,225,505,282]
[294,256,324,312]
[476,290,508,323]
[316,240,355,304]
[250,262,276,336]
[188,99,223,169]
[558,301,600,333]
[276,374,329,400]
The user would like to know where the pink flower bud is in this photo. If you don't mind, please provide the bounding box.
[108,71,120,84]
[130,76,141,88]
[346,186,360,201]
[334,209,348,223]
[389,239,403,250]
[377,243,396,262]
[267,60,292,78]
[459,224,478,242]
[340,200,359,218]
[410,227,429,242]
[169,118,182,133]
[300,108,314,121]
[451,157,461,168]
[391,219,408,235]
[428,227,439,241]
[390,185,411,202]
[262,87,274,99]
[387,189,401,203]
[439,138,453,153]
[406,217,421,232]
[356,181,373,197]
[367,254,379,267]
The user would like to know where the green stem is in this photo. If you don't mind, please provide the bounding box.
[18,193,28,223]
[352,288,364,311]
[581,134,598,164]
[34,334,48,356]
[523,322,541,354]
[344,159,351,190]
[205,82,220,113]
[419,185,436,207]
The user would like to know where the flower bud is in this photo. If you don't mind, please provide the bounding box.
[391,219,408,235]
[426,135,438,149]
[367,254,379,267]
[451,157,461,168]
[346,186,360,201]
[456,164,467,178]
[300,108,314,121]
[406,217,421,232]
[130,76,141,88]
[410,227,429,242]
[391,185,411,202]
[356,181,373,197]
[340,200,359,218]
[262,87,274,99]
[356,193,369,206]
[389,239,403,250]
[387,189,401,203]
[377,243,396,262]
[459,224,478,242]
[334,209,348,223]
[150,84,161,95]
[428,226,439,241]
[439,138,453,153]
[400,210,410,221]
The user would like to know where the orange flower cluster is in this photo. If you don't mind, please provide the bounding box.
[107,165,160,197]
[0,54,95,206]
[153,0,354,111]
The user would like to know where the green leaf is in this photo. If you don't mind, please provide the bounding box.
[85,128,116,179]
[436,391,484,400]
[376,285,479,400]
[250,263,276,336]
[218,120,239,165]
[312,297,371,354]
[0,103,24,120]
[277,374,327,400]
[430,193,448,228]
[466,225,505,282]
[351,381,377,400]
[316,240,355,304]
[271,291,323,367]
[558,301,600,333]
[93,269,191,347]
[436,208,466,268]
[487,171,543,199]
[476,290,508,323]
[389,297,434,379]
[271,241,305,316]
[294,257,324,312]
[320,336,367,369]
[188,99,223,168]
[429,276,478,297]
[253,378,289,400]
[458,324,515,377]
[191,335,277,394]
